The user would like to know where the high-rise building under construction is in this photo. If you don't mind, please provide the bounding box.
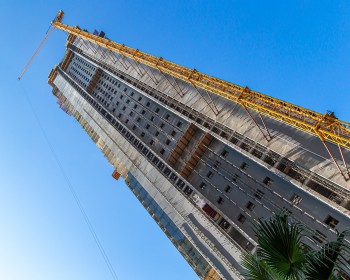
[47,14,350,279]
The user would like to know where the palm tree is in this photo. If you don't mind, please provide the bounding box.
[241,212,350,280]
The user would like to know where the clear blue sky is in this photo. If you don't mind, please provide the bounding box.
[0,1,349,279]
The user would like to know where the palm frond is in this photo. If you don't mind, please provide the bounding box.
[254,212,305,279]
[304,230,350,280]
[241,253,277,280]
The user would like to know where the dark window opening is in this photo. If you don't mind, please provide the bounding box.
[224,186,232,193]
[324,216,339,228]
[219,219,230,230]
[240,162,248,170]
[263,176,273,186]
[199,182,206,190]
[221,149,229,158]
[238,214,246,224]
[313,230,327,243]
[207,171,213,179]
[217,197,224,205]
[160,148,165,155]
[213,161,220,168]
[246,201,255,211]
[184,186,193,195]
[255,189,264,199]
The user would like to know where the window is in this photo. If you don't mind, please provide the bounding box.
[141,110,145,115]
[176,121,182,127]
[146,102,150,107]
[324,216,339,228]
[118,113,122,118]
[150,116,155,121]
[246,201,255,211]
[165,114,170,120]
[125,119,129,124]
[141,132,145,137]
[120,95,124,99]
[199,182,206,190]
[207,171,213,179]
[134,104,138,109]
[122,106,126,111]
[219,219,230,230]
[232,174,239,182]
[313,230,327,243]
[160,148,165,155]
[132,125,136,130]
[221,149,229,158]
[290,194,302,205]
[166,139,171,145]
[136,117,141,122]
[155,131,160,136]
[217,197,224,205]
[124,87,127,92]
[129,111,134,116]
[155,108,159,113]
[171,131,176,137]
[150,140,155,146]
[160,123,165,128]
[240,162,248,170]
[145,124,150,129]
[224,185,232,193]
[263,176,273,186]
[213,161,220,168]
[126,99,130,104]
[138,97,142,101]
[131,92,134,96]
[238,214,246,224]
[255,189,264,199]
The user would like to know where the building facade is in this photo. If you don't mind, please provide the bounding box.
[48,31,350,279]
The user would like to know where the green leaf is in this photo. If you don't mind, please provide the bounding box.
[304,230,350,280]
[241,253,277,280]
[254,212,305,279]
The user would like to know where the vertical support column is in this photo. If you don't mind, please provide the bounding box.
[241,104,271,142]
[322,140,348,181]
[258,112,272,140]
[338,143,350,179]
[188,69,219,115]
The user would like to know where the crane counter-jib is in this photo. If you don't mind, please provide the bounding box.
[49,12,350,152]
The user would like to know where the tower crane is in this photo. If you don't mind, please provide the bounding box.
[19,10,350,180]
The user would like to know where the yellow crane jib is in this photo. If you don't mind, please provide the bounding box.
[19,10,350,180]
[51,12,350,153]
